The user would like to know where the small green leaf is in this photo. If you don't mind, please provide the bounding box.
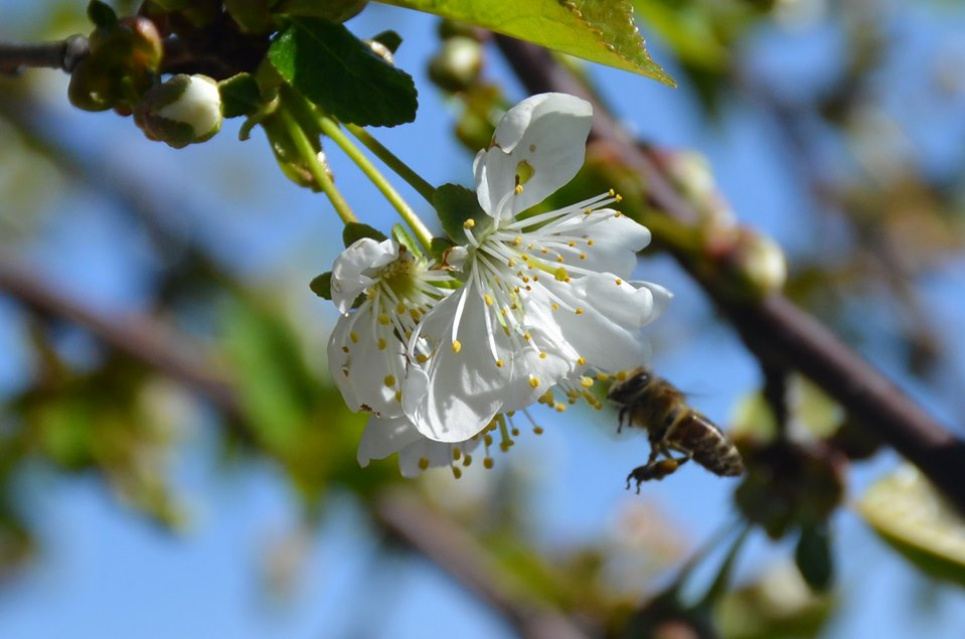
[87,0,117,28]
[343,222,388,247]
[391,223,423,258]
[795,525,834,592]
[219,73,263,118]
[309,272,333,299]
[268,17,418,127]
[434,183,487,243]
[375,0,674,84]
[371,30,403,54]
[858,466,965,589]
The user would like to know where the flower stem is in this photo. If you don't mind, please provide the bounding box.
[279,107,357,225]
[344,123,437,205]
[320,116,433,251]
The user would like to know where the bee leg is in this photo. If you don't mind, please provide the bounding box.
[617,407,628,434]
[626,458,684,493]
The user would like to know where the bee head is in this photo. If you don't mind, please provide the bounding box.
[606,367,652,404]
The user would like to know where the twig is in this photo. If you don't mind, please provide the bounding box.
[374,491,595,639]
[0,37,89,75]
[494,36,965,514]
[0,258,240,420]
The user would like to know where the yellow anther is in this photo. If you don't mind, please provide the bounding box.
[341,346,350,354]
[384,375,396,387]
[416,353,429,363]
[484,434,493,446]
[453,447,462,461]
[616,370,629,381]
[615,194,623,202]
[451,466,463,479]
[529,376,540,388]
[540,247,549,254]
[452,340,462,353]
[523,332,531,340]
[418,457,429,470]
[580,376,594,388]
[579,253,587,260]
[568,241,576,247]
[554,267,568,281]
[554,403,566,413]
[377,338,387,350]
[396,302,406,314]
[532,275,539,282]
[615,211,623,217]
[349,331,359,344]
[483,457,494,469]
[514,184,524,195]
[507,258,516,267]
[484,293,494,306]
[552,303,560,311]
[511,427,520,436]
[534,425,545,434]
[513,236,523,246]
[496,359,504,368]
[463,219,475,229]
[522,276,530,283]
[378,313,390,325]
[462,454,472,467]
[577,356,586,366]
[615,278,623,285]
[409,308,422,321]
[556,256,565,263]
[575,307,584,315]
[587,239,595,246]
[609,188,616,196]
[539,353,547,359]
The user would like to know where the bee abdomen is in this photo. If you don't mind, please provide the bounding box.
[675,414,745,477]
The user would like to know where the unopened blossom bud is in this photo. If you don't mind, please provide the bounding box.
[135,74,223,148]
[366,39,395,66]
[429,36,483,93]
[733,229,787,297]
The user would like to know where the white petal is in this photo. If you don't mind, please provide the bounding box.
[327,306,407,417]
[476,93,593,218]
[545,211,651,278]
[357,415,425,467]
[330,238,398,313]
[403,289,511,442]
[540,274,662,372]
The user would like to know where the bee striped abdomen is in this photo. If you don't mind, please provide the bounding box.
[673,413,744,477]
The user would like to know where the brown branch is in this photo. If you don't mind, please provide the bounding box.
[374,492,595,639]
[0,258,240,420]
[0,37,89,75]
[494,36,965,514]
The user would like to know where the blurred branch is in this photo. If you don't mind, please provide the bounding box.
[0,37,89,75]
[375,491,595,639]
[494,36,965,515]
[0,258,240,420]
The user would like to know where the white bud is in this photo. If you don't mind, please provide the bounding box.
[135,74,223,148]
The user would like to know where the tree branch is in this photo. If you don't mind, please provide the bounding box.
[374,492,595,639]
[0,37,89,75]
[494,36,965,514]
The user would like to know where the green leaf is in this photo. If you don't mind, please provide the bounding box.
[268,17,418,127]
[273,0,368,22]
[391,223,423,258]
[309,272,332,299]
[87,0,117,28]
[858,466,965,589]
[375,0,674,85]
[343,222,388,247]
[434,183,487,242]
[219,73,263,118]
[795,525,835,592]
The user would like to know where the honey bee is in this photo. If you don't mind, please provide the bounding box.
[607,368,744,492]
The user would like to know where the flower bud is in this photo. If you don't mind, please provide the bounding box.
[429,36,483,93]
[135,75,223,148]
[365,39,395,66]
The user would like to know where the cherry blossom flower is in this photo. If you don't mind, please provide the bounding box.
[402,93,671,443]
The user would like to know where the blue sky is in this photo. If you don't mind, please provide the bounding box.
[1,2,965,638]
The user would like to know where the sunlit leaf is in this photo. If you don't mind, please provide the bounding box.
[375,0,674,84]
[858,466,965,589]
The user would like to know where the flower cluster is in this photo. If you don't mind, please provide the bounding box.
[326,93,671,476]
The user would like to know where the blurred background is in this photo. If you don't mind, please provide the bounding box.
[1,1,965,637]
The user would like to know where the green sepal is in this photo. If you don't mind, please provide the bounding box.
[430,237,454,263]
[434,183,487,243]
[795,524,835,592]
[309,272,333,299]
[87,0,117,28]
[267,17,417,127]
[343,222,388,248]
[392,223,424,259]
[370,30,402,54]
[219,73,263,118]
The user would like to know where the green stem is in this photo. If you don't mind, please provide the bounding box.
[321,117,433,251]
[279,108,357,225]
[344,123,437,205]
